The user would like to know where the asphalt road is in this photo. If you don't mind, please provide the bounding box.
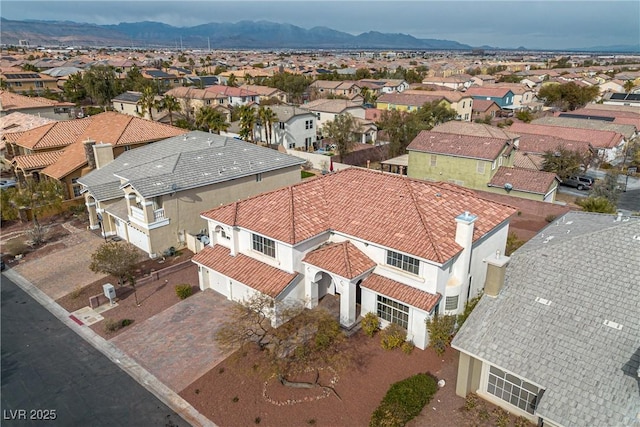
[0,275,190,427]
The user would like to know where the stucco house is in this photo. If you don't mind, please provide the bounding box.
[465,87,515,110]
[261,105,317,151]
[78,131,304,258]
[192,168,516,350]
[0,90,75,120]
[453,211,640,427]
[111,91,160,120]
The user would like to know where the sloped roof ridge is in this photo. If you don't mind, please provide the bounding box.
[403,177,444,263]
[114,114,135,144]
[289,186,296,243]
[342,242,352,278]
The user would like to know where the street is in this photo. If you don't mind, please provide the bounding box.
[0,275,190,427]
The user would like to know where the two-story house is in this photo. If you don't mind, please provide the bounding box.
[193,167,515,349]
[309,80,362,99]
[78,131,305,258]
[204,85,260,107]
[263,105,317,151]
[164,87,231,123]
[453,211,640,427]
[300,99,366,131]
[400,90,474,121]
[239,84,288,104]
[465,87,515,110]
[406,122,560,202]
[111,91,160,120]
[0,90,75,120]
[0,71,59,95]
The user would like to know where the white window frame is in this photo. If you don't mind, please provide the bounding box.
[252,233,275,258]
[487,365,541,415]
[430,155,437,167]
[445,295,459,311]
[477,161,486,174]
[256,173,263,182]
[376,295,409,329]
[386,250,419,275]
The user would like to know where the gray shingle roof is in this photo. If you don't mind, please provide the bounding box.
[78,131,304,201]
[112,91,142,103]
[452,211,640,427]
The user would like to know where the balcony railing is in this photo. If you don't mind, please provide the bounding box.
[130,205,145,221]
[153,208,165,221]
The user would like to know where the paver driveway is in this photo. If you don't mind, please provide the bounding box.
[110,289,236,392]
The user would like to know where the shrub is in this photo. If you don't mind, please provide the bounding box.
[505,231,524,256]
[426,314,456,356]
[175,284,193,299]
[493,407,510,427]
[69,286,83,299]
[301,170,315,179]
[600,161,612,169]
[361,312,380,337]
[576,196,617,213]
[545,214,557,223]
[369,373,438,427]
[5,238,29,256]
[380,323,407,350]
[401,341,414,355]
[457,294,482,329]
[104,318,133,333]
[463,393,479,411]
[514,415,533,427]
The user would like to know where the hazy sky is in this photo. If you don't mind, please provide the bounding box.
[2,1,639,50]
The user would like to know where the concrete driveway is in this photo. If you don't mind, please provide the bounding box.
[110,289,236,392]
[12,223,106,300]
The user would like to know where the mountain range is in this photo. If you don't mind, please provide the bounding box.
[1,18,638,52]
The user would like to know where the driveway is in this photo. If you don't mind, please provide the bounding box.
[12,223,106,300]
[110,289,236,392]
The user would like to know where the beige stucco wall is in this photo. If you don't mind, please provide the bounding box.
[408,151,496,189]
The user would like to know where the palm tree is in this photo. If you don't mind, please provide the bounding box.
[157,95,181,126]
[258,106,278,145]
[137,86,158,120]
[238,105,257,142]
[227,73,237,87]
[195,106,229,134]
[623,80,634,93]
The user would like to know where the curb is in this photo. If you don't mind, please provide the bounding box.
[3,269,217,427]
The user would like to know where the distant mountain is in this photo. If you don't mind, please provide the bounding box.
[0,18,472,50]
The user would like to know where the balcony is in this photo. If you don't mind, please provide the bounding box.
[129,206,169,229]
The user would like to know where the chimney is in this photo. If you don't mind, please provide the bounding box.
[483,250,511,297]
[93,143,115,169]
[454,211,478,293]
[83,139,97,169]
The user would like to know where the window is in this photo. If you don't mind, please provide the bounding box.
[252,234,275,258]
[34,81,43,88]
[206,100,211,105]
[305,120,313,129]
[279,122,285,130]
[445,295,459,311]
[218,98,224,104]
[492,159,497,170]
[499,156,503,166]
[13,82,23,87]
[462,101,465,108]
[476,161,486,174]
[256,173,262,182]
[120,103,124,110]
[386,250,419,275]
[71,178,82,198]
[377,295,409,329]
[124,145,131,151]
[430,155,437,167]
[288,142,295,149]
[487,366,541,415]
[220,228,230,240]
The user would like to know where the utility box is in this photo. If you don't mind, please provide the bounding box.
[103,283,116,305]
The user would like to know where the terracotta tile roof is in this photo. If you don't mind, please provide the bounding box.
[300,99,362,114]
[165,87,223,100]
[205,85,259,98]
[517,134,592,155]
[202,168,515,264]
[509,122,622,149]
[403,90,469,103]
[41,141,87,180]
[465,87,513,98]
[361,274,441,312]
[12,151,62,170]
[408,130,508,161]
[14,111,187,151]
[432,121,520,141]
[377,92,444,107]
[0,112,56,138]
[488,166,558,194]
[191,245,299,298]
[472,99,499,113]
[238,84,282,97]
[512,152,544,170]
[302,241,376,279]
[0,90,72,111]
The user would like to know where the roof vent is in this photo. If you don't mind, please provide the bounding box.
[535,297,552,306]
[603,319,623,330]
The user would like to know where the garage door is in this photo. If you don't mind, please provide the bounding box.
[127,224,150,253]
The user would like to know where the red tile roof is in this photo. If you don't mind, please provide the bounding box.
[192,245,299,298]
[509,122,623,149]
[14,111,187,151]
[0,90,72,111]
[302,241,376,279]
[377,92,444,107]
[488,167,558,195]
[361,274,441,312]
[472,99,499,113]
[205,85,259,98]
[432,121,520,141]
[465,87,513,98]
[517,134,592,155]
[202,168,515,264]
[12,151,62,170]
[408,130,509,161]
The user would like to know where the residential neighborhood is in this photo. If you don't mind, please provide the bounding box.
[2,7,640,427]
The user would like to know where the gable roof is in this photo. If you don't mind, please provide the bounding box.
[0,90,72,112]
[13,111,186,151]
[12,151,62,171]
[266,105,316,123]
[431,121,520,141]
[201,168,515,264]
[452,211,640,427]
[362,274,442,312]
[531,116,637,139]
[509,122,623,149]
[517,134,592,156]
[0,112,55,138]
[487,167,558,195]
[465,87,514,98]
[407,130,510,161]
[300,99,363,114]
[472,99,500,113]
[377,92,445,107]
[78,130,305,201]
[205,85,259,98]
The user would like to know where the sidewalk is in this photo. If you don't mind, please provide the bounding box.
[3,268,216,427]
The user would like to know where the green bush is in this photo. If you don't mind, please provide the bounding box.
[426,314,456,356]
[361,312,381,337]
[175,284,193,300]
[457,294,482,329]
[380,323,406,350]
[369,373,438,427]
[301,170,315,179]
[104,318,133,333]
[545,214,557,223]
[401,341,414,355]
